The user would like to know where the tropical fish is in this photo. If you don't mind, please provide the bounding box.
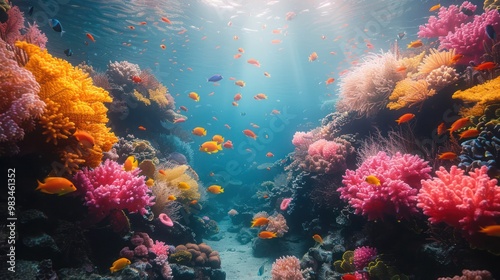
[258,231,277,239]
[247,58,261,67]
[308,52,318,62]
[397,32,406,39]
[110,258,131,273]
[234,80,246,87]
[232,101,238,106]
[48,19,65,36]
[233,53,242,59]
[238,47,245,53]
[257,262,266,276]
[271,109,280,115]
[188,92,200,101]
[254,93,268,100]
[207,185,224,194]
[145,178,155,187]
[167,195,177,200]
[449,117,470,135]
[395,66,407,72]
[86,33,95,43]
[429,4,440,12]
[64,48,73,57]
[365,175,381,186]
[161,17,172,24]
[192,127,207,136]
[450,54,464,64]
[73,129,95,148]
[208,74,223,82]
[479,225,500,237]
[179,106,188,112]
[438,152,457,160]
[138,125,146,130]
[325,77,335,85]
[200,141,223,154]
[266,152,274,157]
[251,217,270,227]
[396,113,415,124]
[407,40,423,48]
[459,129,480,140]
[234,93,242,101]
[36,177,77,195]
[474,62,496,71]
[128,25,135,30]
[243,129,257,139]
[160,44,166,50]
[212,135,224,144]
[437,122,446,135]
[178,182,191,190]
[271,39,282,44]
[223,140,233,149]
[123,156,138,171]
[486,24,496,40]
[130,75,142,83]
[312,234,323,243]
[264,72,271,78]
[158,170,166,175]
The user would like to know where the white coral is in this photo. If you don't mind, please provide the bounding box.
[426,65,459,91]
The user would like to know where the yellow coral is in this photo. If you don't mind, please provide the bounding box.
[387,79,436,110]
[417,48,455,75]
[132,89,151,105]
[16,41,117,172]
[397,51,425,76]
[452,76,500,116]
[333,250,356,273]
[484,0,500,10]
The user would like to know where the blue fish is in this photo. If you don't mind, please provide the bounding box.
[48,18,65,36]
[486,24,496,40]
[64,48,72,57]
[208,74,223,82]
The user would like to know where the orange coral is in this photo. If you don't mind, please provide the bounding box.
[16,41,117,172]
[387,79,436,110]
[452,75,500,116]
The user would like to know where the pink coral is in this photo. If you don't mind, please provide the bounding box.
[271,256,303,280]
[150,240,169,257]
[439,9,500,62]
[417,2,476,38]
[437,269,493,280]
[0,39,44,153]
[159,213,174,227]
[0,6,24,44]
[73,159,155,222]
[353,246,377,270]
[291,131,316,149]
[265,213,289,237]
[417,165,500,237]
[300,138,354,174]
[338,152,432,221]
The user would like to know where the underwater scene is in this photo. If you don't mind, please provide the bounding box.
[2,0,500,279]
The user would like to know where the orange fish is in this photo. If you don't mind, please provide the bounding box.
[438,152,457,160]
[459,129,480,139]
[271,39,282,44]
[258,231,277,239]
[160,44,166,50]
[264,72,271,78]
[234,93,242,101]
[437,122,446,136]
[325,77,335,85]
[128,26,135,30]
[312,234,323,243]
[238,47,245,53]
[161,17,172,24]
[254,93,268,100]
[407,40,423,48]
[192,127,207,136]
[429,4,441,12]
[131,75,142,83]
[479,225,500,237]
[188,92,200,101]
[110,258,131,273]
[474,62,496,71]
[234,80,246,87]
[179,105,188,112]
[233,53,242,59]
[73,129,95,148]
[266,152,274,157]
[251,217,269,227]
[138,126,146,131]
[272,29,281,34]
[247,58,261,67]
[396,113,415,124]
[271,109,280,115]
[86,33,95,43]
[232,101,238,107]
[158,170,166,175]
[139,21,147,25]
[167,195,176,200]
[450,54,464,64]
[200,141,222,154]
[36,177,77,196]
[243,129,257,139]
[308,52,318,61]
[396,66,407,72]
[207,185,224,194]
[190,200,198,205]
[449,117,470,135]
[123,155,138,171]
[223,140,233,149]
[212,134,224,144]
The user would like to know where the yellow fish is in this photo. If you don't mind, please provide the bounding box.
[188,91,200,101]
[365,175,381,186]
[192,127,207,136]
[212,134,224,144]
[207,185,224,194]
[178,181,191,190]
[110,257,131,273]
[429,4,440,12]
[251,217,269,227]
[36,177,77,196]
[145,178,154,187]
[199,141,223,154]
[123,155,138,171]
[312,234,323,243]
[167,195,177,201]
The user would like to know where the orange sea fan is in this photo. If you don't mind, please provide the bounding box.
[387,79,436,110]
[417,48,455,75]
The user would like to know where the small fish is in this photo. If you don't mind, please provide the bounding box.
[167,195,177,200]
[179,105,188,112]
[266,152,274,157]
[110,258,131,273]
[243,129,257,139]
[258,231,277,239]
[86,33,95,43]
[461,7,474,16]
[271,109,280,115]
[188,92,200,101]
[130,75,142,83]
[123,155,138,171]
[429,4,440,12]
[73,129,94,148]
[264,72,271,78]
[251,217,269,227]
[308,52,318,62]
[365,175,381,186]
[64,48,73,57]
[234,93,242,101]
[450,54,464,64]
[254,93,268,100]
[207,185,224,194]
[407,40,423,48]
[178,182,191,190]
[459,129,480,139]
[223,140,233,149]
[192,127,207,136]
[396,113,415,124]
[36,177,77,195]
[128,25,135,30]
[161,17,172,24]
[48,19,65,36]
[212,135,224,144]
[437,122,446,136]
[139,21,147,25]
[312,234,323,243]
[138,125,146,130]
[325,77,335,85]
[145,178,154,187]
[257,262,266,276]
[247,58,261,67]
[397,32,406,39]
[159,170,166,176]
[479,225,500,237]
[28,6,34,16]
[438,152,457,160]
[160,44,166,50]
[238,47,245,53]
[234,80,246,87]
[200,141,222,154]
[395,65,407,72]
[449,117,470,135]
[474,62,496,71]
[208,74,223,82]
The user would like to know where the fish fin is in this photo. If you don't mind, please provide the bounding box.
[217,144,222,150]
[39,189,52,194]
[60,30,66,37]
[35,180,43,190]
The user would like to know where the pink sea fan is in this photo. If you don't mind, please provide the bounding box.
[338,152,432,221]
[417,2,476,38]
[353,246,377,270]
[417,165,500,237]
[73,159,155,222]
[439,9,500,62]
[23,22,48,49]
[0,40,44,151]
[271,256,304,280]
[0,6,24,44]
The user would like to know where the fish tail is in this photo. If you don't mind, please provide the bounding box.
[35,180,43,190]
[60,30,66,37]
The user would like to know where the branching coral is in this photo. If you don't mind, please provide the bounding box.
[106,60,140,87]
[338,151,432,221]
[265,213,289,237]
[336,52,404,118]
[0,39,44,154]
[271,256,304,280]
[417,165,500,237]
[387,79,436,110]
[417,2,475,39]
[16,41,117,171]
[452,75,500,117]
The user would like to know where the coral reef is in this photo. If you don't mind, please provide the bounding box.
[417,2,475,38]
[387,79,436,110]
[300,138,355,174]
[453,75,500,117]
[437,269,493,280]
[271,256,304,280]
[426,65,459,91]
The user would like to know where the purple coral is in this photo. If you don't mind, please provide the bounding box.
[417,2,476,39]
[338,152,432,221]
[73,159,154,222]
